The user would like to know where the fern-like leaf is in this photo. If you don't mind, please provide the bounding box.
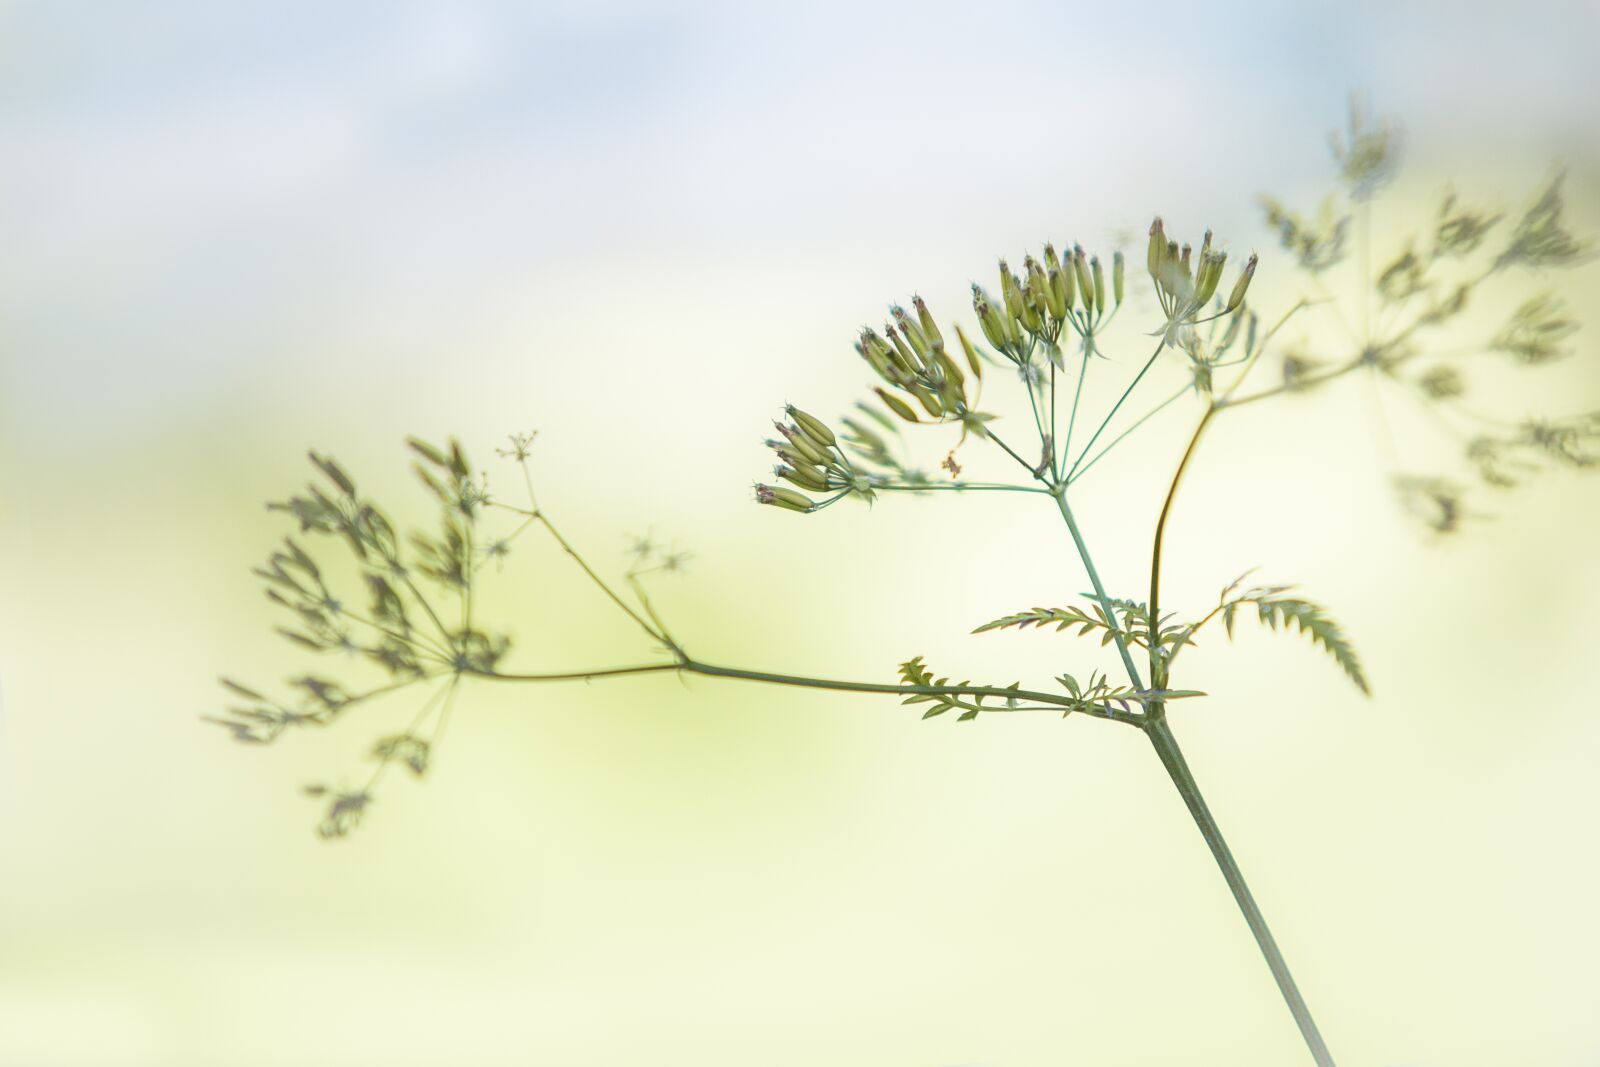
[896,655,1017,721]
[1203,575,1370,695]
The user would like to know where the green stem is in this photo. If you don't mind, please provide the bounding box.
[1145,718,1336,1067]
[1062,345,1091,466]
[1148,404,1215,691]
[873,482,1049,495]
[1068,383,1191,485]
[1067,337,1166,477]
[1050,491,1145,692]
[481,659,1144,725]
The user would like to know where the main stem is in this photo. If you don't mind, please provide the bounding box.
[1144,717,1336,1066]
[1046,385,1334,1063]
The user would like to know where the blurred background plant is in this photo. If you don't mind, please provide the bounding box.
[1256,100,1596,534]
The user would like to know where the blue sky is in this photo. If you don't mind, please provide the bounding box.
[2,0,1596,445]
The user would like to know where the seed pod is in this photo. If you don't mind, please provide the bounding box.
[885,323,920,374]
[890,305,930,360]
[1047,267,1069,315]
[1032,258,1065,319]
[777,463,830,492]
[1018,286,1044,335]
[1090,256,1106,315]
[1195,250,1227,306]
[972,286,1009,351]
[772,444,813,471]
[934,348,966,391]
[857,330,896,380]
[954,324,984,378]
[1147,218,1166,279]
[1072,246,1094,312]
[1002,298,1025,348]
[936,373,965,410]
[1113,251,1125,306]
[1226,253,1258,312]
[756,484,814,512]
[909,383,945,418]
[912,295,945,351]
[1159,240,1187,302]
[786,406,837,448]
[875,387,921,424]
[999,262,1027,326]
[781,423,830,466]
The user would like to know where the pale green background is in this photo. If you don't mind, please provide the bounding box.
[3,1,1600,1064]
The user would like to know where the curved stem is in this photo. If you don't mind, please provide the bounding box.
[1145,718,1336,1066]
[1148,404,1215,692]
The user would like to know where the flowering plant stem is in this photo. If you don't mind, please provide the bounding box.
[1146,716,1335,1065]
[1056,404,1336,1065]
[490,393,1338,1062]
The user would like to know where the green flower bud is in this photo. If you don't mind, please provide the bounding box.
[972,286,1009,352]
[912,295,945,351]
[1072,245,1094,312]
[1195,249,1227,306]
[786,406,837,448]
[954,324,984,379]
[1113,250,1125,306]
[1226,253,1258,312]
[875,387,921,424]
[1147,217,1167,280]
[775,421,829,466]
[885,323,920,374]
[756,484,814,512]
[999,262,1027,326]
[909,383,945,418]
[776,463,830,492]
[1091,255,1106,315]
[1030,257,1065,320]
[890,305,930,361]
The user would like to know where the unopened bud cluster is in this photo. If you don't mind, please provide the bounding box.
[972,243,1124,364]
[854,296,986,434]
[754,406,868,513]
[1147,217,1255,333]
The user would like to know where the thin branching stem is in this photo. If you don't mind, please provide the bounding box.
[531,511,665,644]
[1068,337,1168,477]
[873,482,1050,495]
[1068,383,1192,485]
[480,659,1147,725]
